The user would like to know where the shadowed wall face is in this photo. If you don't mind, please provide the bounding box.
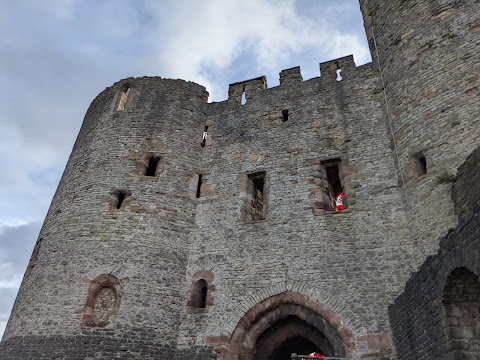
[360,0,480,260]
[389,147,480,360]
[255,316,334,360]
[442,268,480,359]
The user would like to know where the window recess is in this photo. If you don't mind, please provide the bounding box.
[240,171,268,222]
[116,85,130,111]
[314,159,346,212]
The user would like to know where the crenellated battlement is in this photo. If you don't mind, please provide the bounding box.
[226,55,368,102]
[89,55,366,110]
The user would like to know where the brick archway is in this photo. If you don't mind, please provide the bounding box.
[215,291,355,360]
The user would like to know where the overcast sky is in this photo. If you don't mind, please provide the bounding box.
[0,0,370,337]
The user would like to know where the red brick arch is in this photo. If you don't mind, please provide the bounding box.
[214,291,356,360]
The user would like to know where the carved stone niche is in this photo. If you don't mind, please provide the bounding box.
[81,274,128,328]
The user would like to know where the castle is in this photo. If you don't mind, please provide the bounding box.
[1,1,479,359]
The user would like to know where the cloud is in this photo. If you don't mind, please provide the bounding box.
[0,222,41,336]
[142,0,370,99]
[0,223,41,281]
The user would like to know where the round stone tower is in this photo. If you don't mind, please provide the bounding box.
[1,77,209,358]
[359,0,480,257]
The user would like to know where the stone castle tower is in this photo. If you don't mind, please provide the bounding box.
[1,1,479,359]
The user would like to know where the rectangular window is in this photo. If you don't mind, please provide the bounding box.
[201,126,208,147]
[201,122,213,147]
[416,155,427,175]
[117,86,130,111]
[145,156,160,177]
[116,191,127,209]
[196,174,203,198]
[240,171,268,222]
[316,159,346,212]
[248,172,266,221]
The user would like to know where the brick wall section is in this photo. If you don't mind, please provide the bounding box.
[388,147,480,360]
[360,0,480,258]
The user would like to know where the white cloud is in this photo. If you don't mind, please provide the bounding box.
[0,219,29,228]
[142,0,370,100]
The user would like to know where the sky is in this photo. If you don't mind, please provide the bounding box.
[0,0,370,337]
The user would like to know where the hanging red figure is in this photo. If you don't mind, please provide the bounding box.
[336,192,345,211]
[301,352,326,360]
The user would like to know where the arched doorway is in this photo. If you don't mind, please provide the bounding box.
[442,267,480,359]
[255,316,335,359]
[220,292,355,360]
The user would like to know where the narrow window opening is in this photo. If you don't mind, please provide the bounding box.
[417,155,427,175]
[191,279,208,309]
[249,172,266,221]
[117,86,130,111]
[321,159,345,211]
[145,156,160,177]
[241,85,247,105]
[335,61,343,82]
[200,285,208,308]
[116,192,126,209]
[196,174,203,198]
[326,164,342,198]
[201,126,208,147]
[336,69,343,81]
[282,109,289,122]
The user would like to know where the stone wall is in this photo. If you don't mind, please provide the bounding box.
[176,57,410,359]
[0,77,209,359]
[1,1,479,358]
[453,148,480,222]
[389,147,480,360]
[360,0,480,258]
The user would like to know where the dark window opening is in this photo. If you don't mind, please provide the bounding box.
[191,279,208,309]
[417,155,427,175]
[201,126,208,147]
[145,156,160,177]
[241,85,247,105]
[116,192,126,209]
[326,164,342,198]
[196,174,203,198]
[282,109,289,122]
[200,285,208,308]
[321,159,345,211]
[249,172,266,221]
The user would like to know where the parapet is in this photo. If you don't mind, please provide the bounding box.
[228,76,267,104]
[279,66,303,85]
[319,55,356,82]
[227,54,369,102]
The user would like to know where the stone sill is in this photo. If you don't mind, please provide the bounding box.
[239,218,269,225]
[314,208,352,216]
[187,306,210,315]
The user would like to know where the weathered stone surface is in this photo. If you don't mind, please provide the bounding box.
[389,147,480,360]
[1,0,479,359]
